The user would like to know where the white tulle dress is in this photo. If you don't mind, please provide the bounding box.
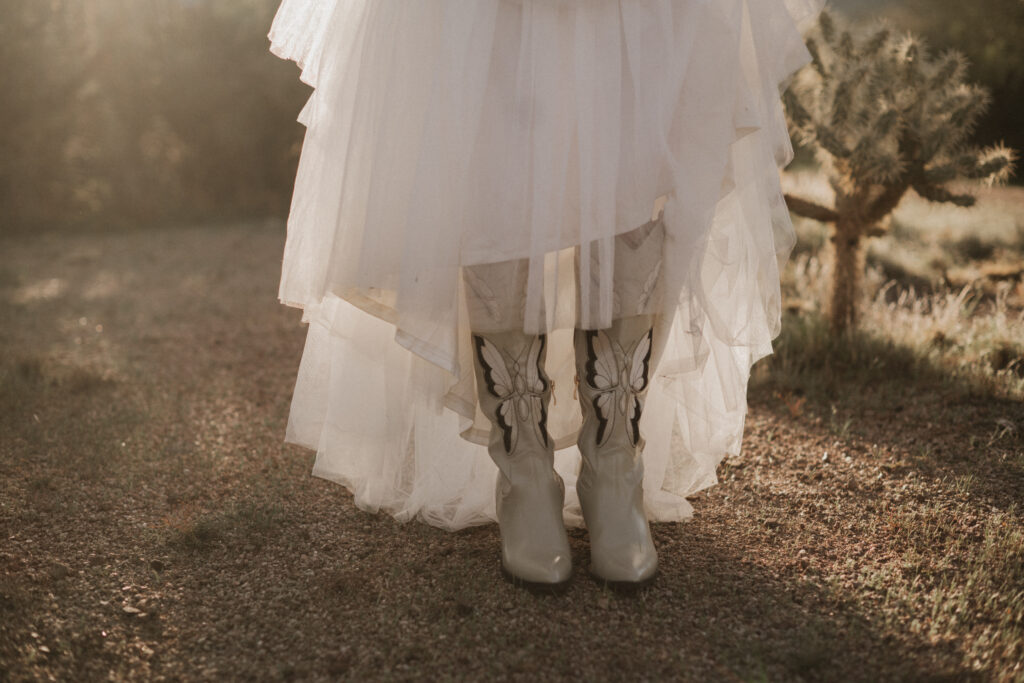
[269,0,824,530]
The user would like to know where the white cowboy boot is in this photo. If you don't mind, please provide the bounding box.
[574,314,658,585]
[470,329,572,588]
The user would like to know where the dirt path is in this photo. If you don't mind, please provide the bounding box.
[2,222,1021,681]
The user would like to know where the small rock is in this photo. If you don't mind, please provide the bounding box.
[122,605,144,615]
[150,559,165,572]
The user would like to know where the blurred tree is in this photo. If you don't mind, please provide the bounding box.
[891,0,1024,166]
[783,10,1017,335]
[0,0,309,231]
[0,1,96,226]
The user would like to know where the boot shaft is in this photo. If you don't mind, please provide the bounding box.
[470,330,554,481]
[573,314,655,476]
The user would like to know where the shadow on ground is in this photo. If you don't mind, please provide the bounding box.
[1,222,1017,680]
[753,310,1024,517]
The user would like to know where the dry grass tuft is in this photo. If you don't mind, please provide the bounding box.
[779,170,1024,403]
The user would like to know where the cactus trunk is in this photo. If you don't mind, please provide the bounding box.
[828,213,865,335]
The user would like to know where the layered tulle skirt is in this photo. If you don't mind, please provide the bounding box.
[269,0,824,530]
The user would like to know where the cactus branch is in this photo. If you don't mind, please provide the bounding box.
[911,182,976,207]
[784,194,839,222]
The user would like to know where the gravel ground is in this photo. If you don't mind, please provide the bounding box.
[1,220,1022,681]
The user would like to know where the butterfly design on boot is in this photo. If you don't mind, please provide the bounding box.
[580,328,652,447]
[472,334,550,454]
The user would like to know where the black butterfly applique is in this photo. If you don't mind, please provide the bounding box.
[581,328,652,447]
[472,334,550,454]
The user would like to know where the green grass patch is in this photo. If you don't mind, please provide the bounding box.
[162,500,291,554]
[165,514,226,553]
[854,502,1024,676]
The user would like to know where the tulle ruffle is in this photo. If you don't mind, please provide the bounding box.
[270,0,824,530]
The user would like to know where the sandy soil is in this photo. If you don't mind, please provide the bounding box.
[1,221,1021,681]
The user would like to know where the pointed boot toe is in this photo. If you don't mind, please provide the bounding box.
[588,539,657,585]
[496,469,572,586]
[579,477,658,585]
[502,550,573,586]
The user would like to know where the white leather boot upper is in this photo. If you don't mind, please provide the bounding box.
[574,315,658,584]
[470,330,572,585]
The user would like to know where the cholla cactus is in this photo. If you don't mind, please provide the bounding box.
[783,10,1016,334]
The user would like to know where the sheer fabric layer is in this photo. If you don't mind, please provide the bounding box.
[271,0,824,529]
